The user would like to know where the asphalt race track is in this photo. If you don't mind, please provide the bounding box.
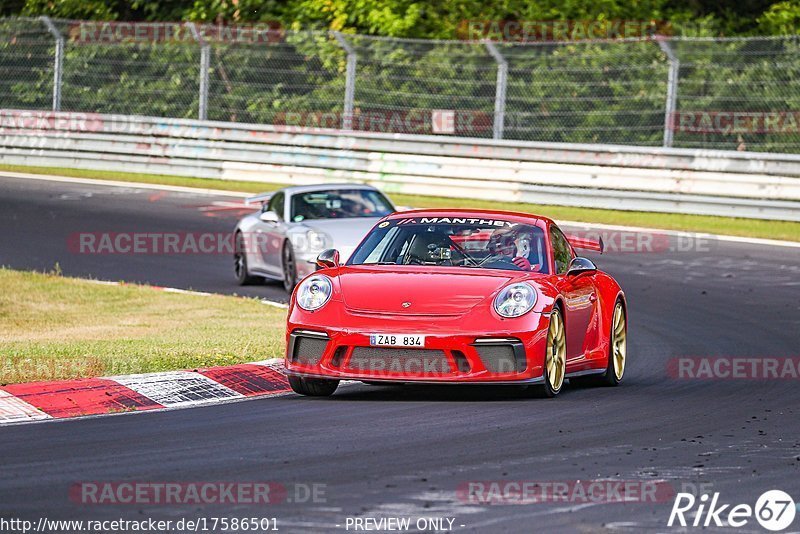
[0,175,289,301]
[1,174,800,532]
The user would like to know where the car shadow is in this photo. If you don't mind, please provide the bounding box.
[290,380,619,402]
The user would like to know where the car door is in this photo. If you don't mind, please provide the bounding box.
[254,191,287,276]
[550,224,596,361]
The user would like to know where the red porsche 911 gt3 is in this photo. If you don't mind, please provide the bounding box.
[284,209,627,398]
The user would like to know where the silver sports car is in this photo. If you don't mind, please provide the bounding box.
[233,184,396,292]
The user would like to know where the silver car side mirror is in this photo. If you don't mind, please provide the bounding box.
[259,211,280,223]
[567,257,597,276]
[317,249,340,269]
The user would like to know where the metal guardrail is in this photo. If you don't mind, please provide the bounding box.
[1,110,799,221]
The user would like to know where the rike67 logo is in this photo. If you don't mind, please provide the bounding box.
[669,490,796,531]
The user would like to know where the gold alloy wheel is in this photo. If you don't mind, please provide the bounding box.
[611,303,627,381]
[546,309,566,392]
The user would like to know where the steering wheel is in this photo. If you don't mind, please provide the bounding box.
[477,253,513,266]
[446,240,481,268]
[402,251,426,265]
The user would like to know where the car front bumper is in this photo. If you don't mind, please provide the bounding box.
[284,309,549,383]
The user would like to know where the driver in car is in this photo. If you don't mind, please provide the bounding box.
[489,229,542,272]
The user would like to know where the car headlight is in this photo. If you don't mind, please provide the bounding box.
[296,275,333,311]
[290,230,332,255]
[493,283,537,318]
[306,229,330,251]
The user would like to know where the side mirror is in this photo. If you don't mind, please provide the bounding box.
[259,211,280,223]
[316,249,340,269]
[567,257,597,276]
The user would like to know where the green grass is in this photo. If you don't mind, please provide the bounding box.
[2,164,799,242]
[0,268,287,384]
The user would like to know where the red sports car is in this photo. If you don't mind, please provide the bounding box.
[284,209,627,398]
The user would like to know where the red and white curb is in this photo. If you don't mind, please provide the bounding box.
[0,278,289,426]
[0,359,291,425]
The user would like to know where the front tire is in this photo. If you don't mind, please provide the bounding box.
[282,241,298,293]
[234,232,260,285]
[532,307,566,398]
[572,300,627,388]
[288,375,339,397]
[600,301,627,386]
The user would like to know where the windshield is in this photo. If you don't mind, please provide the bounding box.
[290,189,394,221]
[348,217,549,273]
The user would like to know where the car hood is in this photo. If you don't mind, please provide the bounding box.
[297,218,380,262]
[338,266,519,316]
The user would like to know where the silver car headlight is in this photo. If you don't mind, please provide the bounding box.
[494,283,537,318]
[296,275,333,311]
[306,229,331,251]
[290,230,332,255]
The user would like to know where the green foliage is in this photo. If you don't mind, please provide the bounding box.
[21,0,118,20]
[758,1,800,34]
[59,41,201,117]
[2,1,799,152]
[184,0,287,23]
[7,0,799,38]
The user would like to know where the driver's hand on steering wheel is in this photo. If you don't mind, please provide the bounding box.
[512,256,532,270]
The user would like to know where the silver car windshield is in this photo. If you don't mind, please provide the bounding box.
[290,190,394,222]
[348,219,549,274]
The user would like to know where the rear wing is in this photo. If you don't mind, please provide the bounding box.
[567,235,605,254]
[244,192,273,206]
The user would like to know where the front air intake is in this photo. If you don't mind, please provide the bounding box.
[289,331,329,365]
[473,339,527,373]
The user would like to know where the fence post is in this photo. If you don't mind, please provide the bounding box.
[40,16,63,112]
[187,23,210,121]
[657,37,679,148]
[484,40,507,140]
[333,32,356,130]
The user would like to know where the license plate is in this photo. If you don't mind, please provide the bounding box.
[369,334,425,348]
